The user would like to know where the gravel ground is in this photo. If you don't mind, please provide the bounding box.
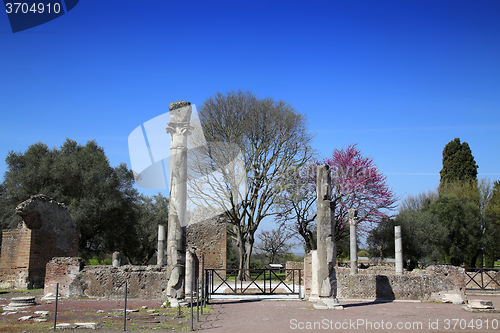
[201,295,500,333]
[0,289,499,332]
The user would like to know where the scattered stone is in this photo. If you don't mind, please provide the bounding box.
[142,305,148,309]
[34,310,50,316]
[442,293,465,305]
[42,293,62,301]
[468,299,494,309]
[34,318,47,322]
[462,299,498,312]
[150,313,160,316]
[18,315,33,321]
[96,310,104,314]
[56,323,74,329]
[75,322,97,329]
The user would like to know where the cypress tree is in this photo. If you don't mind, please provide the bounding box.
[440,138,478,185]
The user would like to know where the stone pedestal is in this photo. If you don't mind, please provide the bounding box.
[308,250,319,301]
[349,208,358,275]
[395,226,403,275]
[314,165,343,309]
[165,101,193,300]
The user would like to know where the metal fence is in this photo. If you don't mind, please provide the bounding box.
[204,268,302,299]
[465,268,500,290]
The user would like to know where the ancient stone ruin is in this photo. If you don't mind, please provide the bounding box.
[165,100,192,301]
[42,211,227,299]
[186,209,227,274]
[0,195,79,289]
[312,165,343,309]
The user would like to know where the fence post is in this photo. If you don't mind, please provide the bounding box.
[299,269,302,300]
[196,277,200,322]
[53,283,59,332]
[201,254,204,314]
[190,279,194,331]
[123,281,128,331]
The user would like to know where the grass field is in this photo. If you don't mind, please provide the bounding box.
[224,271,289,281]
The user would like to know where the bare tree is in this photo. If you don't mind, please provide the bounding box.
[274,163,317,253]
[255,226,296,264]
[398,190,438,212]
[187,90,314,279]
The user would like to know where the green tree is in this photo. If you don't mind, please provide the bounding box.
[423,193,482,266]
[368,210,447,269]
[133,193,169,265]
[485,181,500,267]
[0,139,162,263]
[439,138,478,185]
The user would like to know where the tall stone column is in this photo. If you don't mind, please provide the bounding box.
[349,208,358,275]
[165,101,193,300]
[314,165,342,309]
[157,224,165,267]
[395,225,403,275]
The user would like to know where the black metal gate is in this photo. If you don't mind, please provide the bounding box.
[465,268,500,290]
[203,268,302,299]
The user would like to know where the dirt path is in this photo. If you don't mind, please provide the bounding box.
[1,290,499,332]
[200,296,500,333]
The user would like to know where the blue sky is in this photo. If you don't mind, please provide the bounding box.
[1,1,499,235]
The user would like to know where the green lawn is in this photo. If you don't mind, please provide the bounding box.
[223,271,289,281]
[495,261,500,269]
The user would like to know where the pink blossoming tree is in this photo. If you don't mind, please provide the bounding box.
[275,144,397,253]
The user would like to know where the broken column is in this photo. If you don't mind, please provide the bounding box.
[112,252,121,267]
[157,224,165,267]
[314,165,342,309]
[349,208,358,275]
[185,248,199,297]
[395,225,403,275]
[165,101,193,301]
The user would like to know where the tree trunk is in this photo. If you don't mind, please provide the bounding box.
[407,259,416,271]
[235,233,247,281]
[469,250,481,268]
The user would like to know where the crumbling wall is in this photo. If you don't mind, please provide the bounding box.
[0,226,33,289]
[69,265,169,299]
[43,259,169,299]
[303,263,465,301]
[187,212,226,275]
[0,195,79,289]
[44,257,84,297]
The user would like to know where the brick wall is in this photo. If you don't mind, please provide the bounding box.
[44,257,84,297]
[0,226,33,289]
[0,195,79,289]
